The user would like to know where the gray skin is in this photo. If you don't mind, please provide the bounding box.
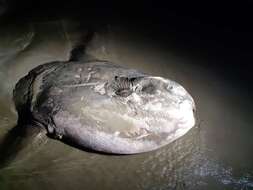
[13,60,196,154]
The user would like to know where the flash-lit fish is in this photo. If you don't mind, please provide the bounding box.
[13,60,196,154]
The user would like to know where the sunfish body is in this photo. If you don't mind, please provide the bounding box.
[13,60,196,154]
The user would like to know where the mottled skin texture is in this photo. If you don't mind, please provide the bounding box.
[13,60,196,154]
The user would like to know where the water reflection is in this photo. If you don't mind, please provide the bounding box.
[0,20,253,190]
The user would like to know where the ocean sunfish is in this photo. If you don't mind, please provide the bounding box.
[13,60,196,154]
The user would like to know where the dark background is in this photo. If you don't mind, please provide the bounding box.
[1,0,253,83]
[0,2,253,189]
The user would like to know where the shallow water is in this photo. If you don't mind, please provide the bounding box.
[0,20,253,190]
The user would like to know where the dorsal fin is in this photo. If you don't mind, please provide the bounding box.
[69,30,94,62]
